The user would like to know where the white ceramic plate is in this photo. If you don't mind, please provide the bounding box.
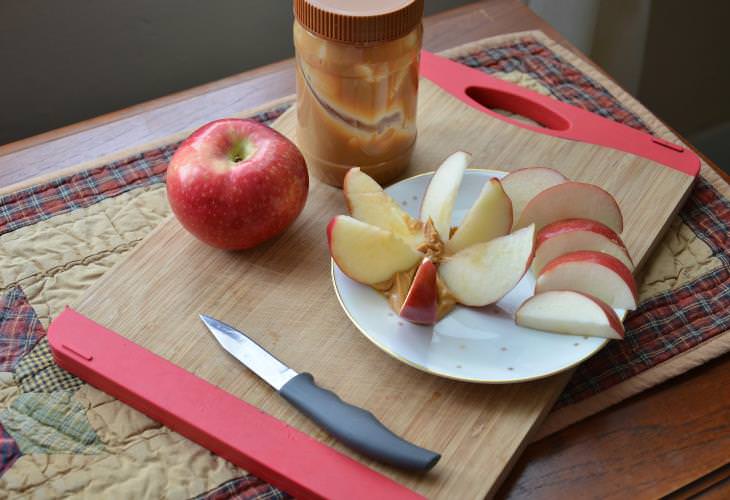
[332,169,615,383]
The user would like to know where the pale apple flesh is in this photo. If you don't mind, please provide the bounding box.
[419,151,470,239]
[515,181,624,234]
[533,219,634,274]
[515,290,624,339]
[399,258,439,325]
[331,154,631,329]
[439,224,536,306]
[445,178,513,254]
[536,250,638,310]
[343,168,424,250]
[342,166,383,196]
[501,167,567,222]
[327,215,422,285]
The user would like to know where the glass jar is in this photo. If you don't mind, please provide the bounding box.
[293,0,423,187]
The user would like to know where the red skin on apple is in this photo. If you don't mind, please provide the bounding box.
[533,218,634,272]
[399,258,439,325]
[501,166,567,219]
[536,219,626,248]
[326,217,336,247]
[516,290,625,339]
[537,250,639,309]
[588,293,626,337]
[166,118,308,250]
[516,181,624,233]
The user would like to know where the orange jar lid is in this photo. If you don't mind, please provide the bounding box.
[293,0,423,44]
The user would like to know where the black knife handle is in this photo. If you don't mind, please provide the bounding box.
[279,373,440,472]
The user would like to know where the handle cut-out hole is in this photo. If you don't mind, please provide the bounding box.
[465,86,571,131]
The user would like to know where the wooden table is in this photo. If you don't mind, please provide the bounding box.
[2,1,729,497]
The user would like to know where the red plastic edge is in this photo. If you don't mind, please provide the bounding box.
[47,308,424,500]
[419,50,700,177]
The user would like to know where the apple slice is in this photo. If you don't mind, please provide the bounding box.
[533,219,634,274]
[515,291,624,339]
[515,181,623,234]
[439,224,535,306]
[343,166,384,196]
[445,178,513,254]
[327,215,421,285]
[399,258,438,325]
[343,168,424,249]
[501,167,567,222]
[420,151,470,239]
[535,250,638,310]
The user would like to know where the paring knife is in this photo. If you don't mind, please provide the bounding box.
[200,314,440,472]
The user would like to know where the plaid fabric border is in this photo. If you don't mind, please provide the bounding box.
[250,105,292,128]
[0,105,291,237]
[14,339,83,393]
[0,145,173,237]
[681,177,730,264]
[454,38,651,133]
[0,422,20,477]
[0,287,45,371]
[193,475,290,500]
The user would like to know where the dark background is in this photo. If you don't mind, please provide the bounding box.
[0,1,473,144]
[1,0,729,172]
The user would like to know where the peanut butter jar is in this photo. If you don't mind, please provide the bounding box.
[293,0,423,187]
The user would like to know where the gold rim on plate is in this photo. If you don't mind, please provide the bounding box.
[330,168,611,384]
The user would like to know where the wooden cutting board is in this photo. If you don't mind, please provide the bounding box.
[74,53,698,498]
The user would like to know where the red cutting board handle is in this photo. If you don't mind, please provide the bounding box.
[419,50,700,177]
[47,308,424,500]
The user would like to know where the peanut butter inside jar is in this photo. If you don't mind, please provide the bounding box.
[293,0,424,187]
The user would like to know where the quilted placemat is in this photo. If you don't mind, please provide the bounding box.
[0,30,729,498]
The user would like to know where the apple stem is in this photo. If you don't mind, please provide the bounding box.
[229,138,257,164]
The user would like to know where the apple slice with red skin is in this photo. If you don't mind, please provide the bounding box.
[515,181,624,234]
[343,168,424,250]
[327,215,422,285]
[515,291,624,339]
[445,178,513,254]
[420,151,470,239]
[533,219,634,274]
[439,224,535,306]
[501,167,567,222]
[535,250,638,310]
[399,258,438,325]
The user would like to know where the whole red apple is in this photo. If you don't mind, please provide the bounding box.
[166,118,308,249]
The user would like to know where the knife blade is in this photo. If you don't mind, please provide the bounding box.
[200,314,440,472]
